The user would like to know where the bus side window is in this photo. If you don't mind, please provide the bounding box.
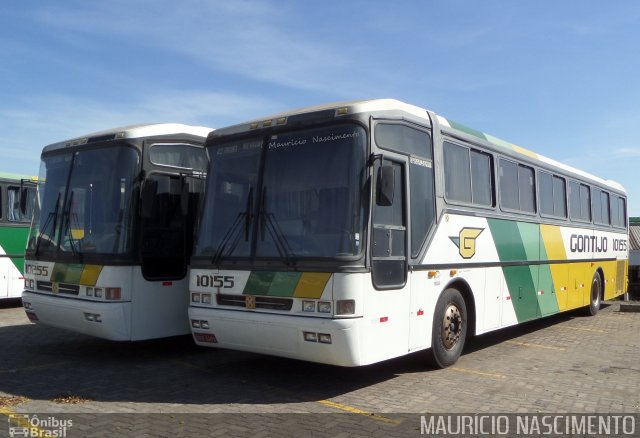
[7,187,20,221]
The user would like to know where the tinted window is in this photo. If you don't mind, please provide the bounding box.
[539,172,554,215]
[569,181,591,222]
[409,158,435,257]
[592,188,602,224]
[444,142,493,206]
[376,123,435,258]
[553,176,567,218]
[499,159,519,210]
[518,165,535,213]
[444,142,471,203]
[470,150,493,206]
[375,123,432,158]
[540,172,567,218]
[610,195,620,227]
[616,197,627,227]
[580,184,591,221]
[600,191,610,225]
[499,159,535,213]
[7,187,19,221]
[150,143,207,171]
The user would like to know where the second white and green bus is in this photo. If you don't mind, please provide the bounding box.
[189,99,628,367]
[23,123,212,340]
[0,171,37,300]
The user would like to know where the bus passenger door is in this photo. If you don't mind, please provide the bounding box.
[369,159,411,360]
[371,160,407,289]
[140,173,190,281]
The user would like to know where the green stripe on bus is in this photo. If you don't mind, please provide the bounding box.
[0,226,30,274]
[488,219,541,322]
[446,119,488,141]
[51,263,85,284]
[244,272,276,295]
[537,232,560,315]
[242,271,328,297]
[267,272,302,296]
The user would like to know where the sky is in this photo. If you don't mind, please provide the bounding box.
[1,1,639,215]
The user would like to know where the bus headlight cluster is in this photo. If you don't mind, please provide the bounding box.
[303,331,332,344]
[302,300,332,314]
[191,319,210,329]
[86,287,121,300]
[192,293,212,304]
[23,301,33,310]
[86,287,101,297]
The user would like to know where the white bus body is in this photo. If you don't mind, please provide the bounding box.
[23,124,212,341]
[189,100,627,366]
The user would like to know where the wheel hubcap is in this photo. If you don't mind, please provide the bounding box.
[442,304,462,350]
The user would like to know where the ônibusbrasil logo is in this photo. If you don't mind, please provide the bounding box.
[7,414,72,437]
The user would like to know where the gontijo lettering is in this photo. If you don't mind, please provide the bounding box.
[569,235,628,253]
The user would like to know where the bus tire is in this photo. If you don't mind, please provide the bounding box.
[587,272,602,316]
[429,288,467,368]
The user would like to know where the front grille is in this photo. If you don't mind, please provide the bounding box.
[36,281,80,296]
[217,294,293,311]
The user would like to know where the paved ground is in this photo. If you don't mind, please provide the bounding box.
[0,298,638,437]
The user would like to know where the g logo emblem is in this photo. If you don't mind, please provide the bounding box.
[450,228,484,259]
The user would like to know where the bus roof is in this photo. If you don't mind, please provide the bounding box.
[0,171,38,182]
[434,113,625,194]
[43,123,213,154]
[218,98,624,194]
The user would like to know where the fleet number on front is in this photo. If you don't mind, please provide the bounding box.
[195,275,235,289]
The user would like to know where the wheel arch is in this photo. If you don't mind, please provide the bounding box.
[594,266,605,300]
[442,278,477,336]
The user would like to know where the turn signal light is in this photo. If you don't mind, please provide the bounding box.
[336,299,355,315]
[105,288,121,300]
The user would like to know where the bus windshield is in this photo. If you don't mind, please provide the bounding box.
[28,145,140,257]
[195,123,368,262]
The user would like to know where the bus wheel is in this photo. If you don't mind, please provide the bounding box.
[429,288,467,368]
[587,272,602,316]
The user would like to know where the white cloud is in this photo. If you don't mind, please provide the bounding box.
[29,1,371,96]
[613,148,640,158]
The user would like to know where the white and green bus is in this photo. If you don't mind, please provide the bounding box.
[0,172,37,300]
[22,124,212,340]
[189,99,628,367]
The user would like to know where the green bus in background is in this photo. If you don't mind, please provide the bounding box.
[0,171,37,300]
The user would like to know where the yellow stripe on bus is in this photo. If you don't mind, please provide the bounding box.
[293,272,331,299]
[540,225,570,311]
[80,265,103,286]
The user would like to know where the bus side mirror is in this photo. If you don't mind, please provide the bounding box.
[377,165,395,206]
[140,180,158,219]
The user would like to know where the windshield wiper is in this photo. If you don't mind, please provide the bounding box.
[34,192,61,256]
[62,190,81,258]
[211,187,253,266]
[259,187,294,266]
